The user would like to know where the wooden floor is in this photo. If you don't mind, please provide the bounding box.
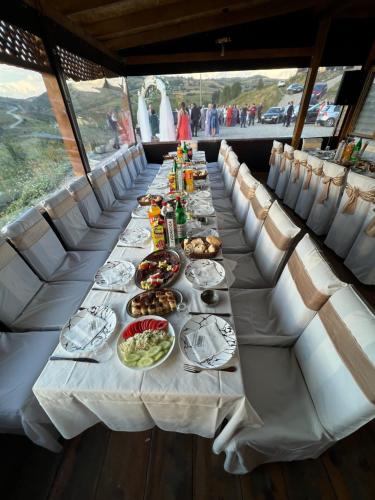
[1,420,375,500]
[1,169,374,500]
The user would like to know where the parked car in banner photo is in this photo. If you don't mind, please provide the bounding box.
[291,103,320,123]
[286,83,304,94]
[316,104,342,127]
[312,82,328,100]
[277,80,286,87]
[261,107,285,124]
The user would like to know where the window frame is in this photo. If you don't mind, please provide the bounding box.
[349,67,375,140]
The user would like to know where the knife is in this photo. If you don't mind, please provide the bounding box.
[49,356,99,363]
[189,312,232,317]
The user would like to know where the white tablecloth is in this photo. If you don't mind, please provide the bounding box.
[33,156,262,445]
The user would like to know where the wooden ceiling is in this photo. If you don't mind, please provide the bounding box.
[24,0,375,74]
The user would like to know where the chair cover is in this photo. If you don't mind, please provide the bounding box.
[130,145,155,180]
[225,201,301,288]
[3,207,107,282]
[88,168,135,213]
[324,171,375,258]
[137,143,161,171]
[223,150,240,196]
[0,237,91,331]
[217,140,228,170]
[117,155,146,196]
[42,189,119,251]
[307,160,347,236]
[0,330,61,452]
[283,150,309,209]
[68,176,130,229]
[220,184,273,253]
[230,234,345,346]
[344,207,375,285]
[266,140,283,190]
[123,149,150,185]
[104,161,139,207]
[294,155,324,220]
[275,143,294,199]
[302,137,323,151]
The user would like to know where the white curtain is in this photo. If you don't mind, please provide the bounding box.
[159,93,176,142]
[137,94,152,143]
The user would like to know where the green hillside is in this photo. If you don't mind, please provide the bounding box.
[232,85,283,110]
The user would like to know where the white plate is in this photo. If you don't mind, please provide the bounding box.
[117,315,175,371]
[179,314,236,368]
[95,260,135,289]
[132,206,150,218]
[60,306,117,353]
[185,259,225,288]
[119,227,150,247]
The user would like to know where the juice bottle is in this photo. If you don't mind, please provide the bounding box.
[185,169,194,193]
[151,217,166,250]
[148,199,160,226]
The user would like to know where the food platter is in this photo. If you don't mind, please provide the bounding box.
[126,289,183,318]
[135,249,181,290]
[117,315,175,370]
[137,194,163,206]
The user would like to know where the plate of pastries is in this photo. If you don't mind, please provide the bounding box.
[126,289,183,317]
[137,194,163,206]
[182,236,222,259]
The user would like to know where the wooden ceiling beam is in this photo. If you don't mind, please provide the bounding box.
[104,0,318,50]
[88,0,252,38]
[52,0,126,16]
[125,47,314,65]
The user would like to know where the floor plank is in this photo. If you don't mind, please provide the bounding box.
[48,424,110,500]
[94,429,152,500]
[144,428,193,500]
[193,436,242,500]
[240,463,289,500]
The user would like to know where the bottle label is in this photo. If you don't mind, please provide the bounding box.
[166,218,176,247]
[177,223,186,241]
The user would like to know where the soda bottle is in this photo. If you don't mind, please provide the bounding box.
[175,196,187,243]
[351,138,362,162]
[165,203,177,248]
[183,142,188,161]
[148,199,160,226]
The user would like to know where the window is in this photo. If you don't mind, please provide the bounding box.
[127,68,308,143]
[58,48,135,169]
[0,62,83,228]
[353,73,375,138]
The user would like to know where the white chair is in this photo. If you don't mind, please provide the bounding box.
[220,184,273,253]
[68,176,130,229]
[104,161,140,206]
[213,286,375,474]
[344,207,375,285]
[129,145,155,180]
[217,166,259,230]
[116,155,146,197]
[225,201,301,288]
[266,140,283,190]
[212,151,240,212]
[88,168,136,214]
[229,234,345,346]
[275,143,294,199]
[137,142,161,171]
[42,189,119,251]
[210,146,232,199]
[306,160,347,236]
[0,329,61,451]
[0,237,91,331]
[283,150,309,209]
[325,171,375,258]
[294,154,324,220]
[123,149,150,187]
[2,207,107,282]
[302,137,323,151]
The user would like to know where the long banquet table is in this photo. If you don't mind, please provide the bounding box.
[33,152,262,449]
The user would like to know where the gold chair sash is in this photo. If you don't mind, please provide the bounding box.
[11,217,49,250]
[341,185,375,214]
[269,145,283,167]
[91,172,107,188]
[250,196,269,220]
[71,182,92,202]
[303,164,323,190]
[318,174,345,204]
[287,251,329,311]
[48,195,75,219]
[263,216,292,250]
[292,159,307,183]
[365,216,375,237]
[279,151,294,173]
[319,301,375,404]
[240,180,256,200]
[106,163,121,178]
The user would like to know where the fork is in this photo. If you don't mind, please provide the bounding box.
[183,363,237,373]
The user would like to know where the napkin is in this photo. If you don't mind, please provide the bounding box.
[100,262,132,285]
[186,322,228,362]
[64,313,107,348]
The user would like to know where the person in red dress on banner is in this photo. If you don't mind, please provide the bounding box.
[176,102,192,141]
[226,105,233,127]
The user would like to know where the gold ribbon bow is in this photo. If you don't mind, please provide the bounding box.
[318,174,345,204]
[280,151,294,173]
[269,146,283,167]
[341,185,375,214]
[292,159,307,183]
[303,165,323,191]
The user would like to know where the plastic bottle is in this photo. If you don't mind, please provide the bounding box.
[148,199,160,226]
[175,196,187,243]
[165,204,177,248]
[175,160,184,192]
[334,140,345,162]
[185,168,194,193]
[351,138,362,162]
[151,217,166,250]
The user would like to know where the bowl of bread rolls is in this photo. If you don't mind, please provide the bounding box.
[182,236,222,259]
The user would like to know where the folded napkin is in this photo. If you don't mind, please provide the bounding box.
[100,262,133,285]
[65,313,107,348]
[186,322,228,362]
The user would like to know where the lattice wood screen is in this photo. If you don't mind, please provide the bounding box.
[0,19,50,73]
[56,46,117,81]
